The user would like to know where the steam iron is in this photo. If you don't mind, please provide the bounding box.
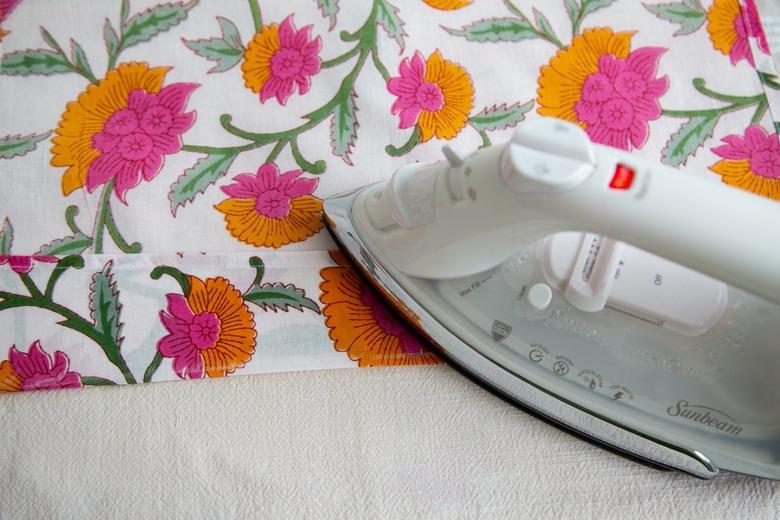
[323,117,780,479]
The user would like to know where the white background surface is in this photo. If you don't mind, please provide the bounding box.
[1,365,778,518]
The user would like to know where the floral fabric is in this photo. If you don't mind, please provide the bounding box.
[0,0,777,391]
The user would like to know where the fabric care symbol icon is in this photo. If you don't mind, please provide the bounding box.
[553,360,570,376]
[491,320,512,342]
[528,342,548,363]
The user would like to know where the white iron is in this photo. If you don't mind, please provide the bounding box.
[323,117,780,479]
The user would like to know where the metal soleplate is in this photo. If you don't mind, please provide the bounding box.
[323,185,720,479]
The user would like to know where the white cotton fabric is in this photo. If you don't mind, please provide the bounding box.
[1,366,779,519]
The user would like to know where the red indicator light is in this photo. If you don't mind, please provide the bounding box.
[610,163,635,190]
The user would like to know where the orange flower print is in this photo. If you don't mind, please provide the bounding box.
[214,163,323,248]
[707,0,769,66]
[51,62,197,201]
[709,125,780,200]
[320,251,440,367]
[157,275,257,379]
[422,0,472,9]
[242,15,322,105]
[387,50,475,142]
[537,28,668,151]
[0,359,20,392]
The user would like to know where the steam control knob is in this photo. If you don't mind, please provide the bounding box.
[500,119,596,194]
[511,117,596,164]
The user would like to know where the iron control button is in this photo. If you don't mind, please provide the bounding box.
[510,117,596,165]
[528,283,553,311]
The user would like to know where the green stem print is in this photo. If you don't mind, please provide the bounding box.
[107,0,200,70]
[643,1,707,37]
[385,90,534,157]
[248,0,263,32]
[177,0,532,213]
[444,0,615,47]
[444,1,778,168]
[0,255,134,384]
[91,181,141,255]
[567,0,620,38]
[660,78,771,166]
[0,0,200,255]
[386,128,422,157]
[92,182,112,255]
[643,2,780,156]
[0,0,199,95]
[173,0,403,214]
[36,183,141,256]
[81,377,118,386]
[143,352,164,383]
[0,131,52,160]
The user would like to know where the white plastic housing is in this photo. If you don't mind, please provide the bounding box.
[357,117,780,306]
[541,232,728,335]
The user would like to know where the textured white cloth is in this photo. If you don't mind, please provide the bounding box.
[1,365,778,519]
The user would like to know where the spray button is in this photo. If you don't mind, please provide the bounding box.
[528,283,553,311]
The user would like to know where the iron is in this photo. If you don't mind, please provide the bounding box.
[323,117,780,479]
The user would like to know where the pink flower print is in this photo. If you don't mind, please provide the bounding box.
[744,0,770,57]
[0,0,21,22]
[388,52,439,129]
[156,276,256,379]
[713,125,780,178]
[386,49,474,142]
[0,255,58,274]
[242,15,322,105]
[87,83,198,202]
[0,0,22,39]
[214,163,323,248]
[709,125,780,200]
[707,0,770,66]
[574,47,668,150]
[731,8,753,64]
[727,0,769,65]
[222,164,318,218]
[158,294,209,379]
[360,288,423,355]
[4,341,83,391]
